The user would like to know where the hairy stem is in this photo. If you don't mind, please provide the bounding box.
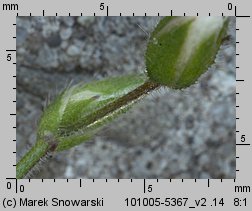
[16,140,49,179]
[16,80,160,179]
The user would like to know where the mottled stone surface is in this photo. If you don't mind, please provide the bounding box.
[17,17,236,179]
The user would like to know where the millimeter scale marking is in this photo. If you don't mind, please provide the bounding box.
[6,4,250,178]
[1,0,251,210]
[7,3,250,177]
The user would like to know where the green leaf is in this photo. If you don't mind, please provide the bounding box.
[145,17,229,89]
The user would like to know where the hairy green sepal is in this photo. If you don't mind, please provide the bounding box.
[37,74,148,152]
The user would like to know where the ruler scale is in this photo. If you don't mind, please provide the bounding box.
[0,0,251,210]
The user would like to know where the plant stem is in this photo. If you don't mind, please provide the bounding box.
[16,80,160,179]
[16,140,49,179]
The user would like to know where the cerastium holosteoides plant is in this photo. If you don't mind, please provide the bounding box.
[17,17,229,179]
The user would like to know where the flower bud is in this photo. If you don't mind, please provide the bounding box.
[37,74,147,151]
[145,17,229,89]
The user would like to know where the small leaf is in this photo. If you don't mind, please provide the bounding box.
[37,74,148,151]
[145,17,229,89]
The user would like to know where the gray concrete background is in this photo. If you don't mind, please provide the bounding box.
[16,17,236,179]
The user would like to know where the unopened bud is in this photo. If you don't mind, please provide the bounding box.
[37,74,147,151]
[145,17,229,89]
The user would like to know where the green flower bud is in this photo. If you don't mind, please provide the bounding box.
[37,74,147,152]
[145,17,229,89]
